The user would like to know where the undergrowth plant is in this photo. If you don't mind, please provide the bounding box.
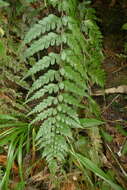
[0,114,32,190]
[22,0,123,189]
[0,1,29,115]
[0,0,124,189]
[0,37,29,114]
[24,0,105,173]
[0,0,42,115]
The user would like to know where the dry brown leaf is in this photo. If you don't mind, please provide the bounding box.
[0,155,18,174]
[28,172,49,183]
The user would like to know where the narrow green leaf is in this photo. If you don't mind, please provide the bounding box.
[72,152,123,190]
[80,118,104,128]
[0,0,9,7]
[0,114,17,121]
[121,140,127,155]
[101,129,113,142]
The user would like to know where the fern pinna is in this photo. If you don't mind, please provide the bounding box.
[24,0,104,172]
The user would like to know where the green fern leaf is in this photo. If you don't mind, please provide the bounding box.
[61,50,85,77]
[88,68,105,87]
[31,107,61,125]
[62,93,84,108]
[24,53,60,79]
[64,80,85,96]
[36,118,55,140]
[28,70,61,96]
[26,83,61,102]
[67,35,82,56]
[24,14,70,44]
[56,122,72,138]
[28,96,58,116]
[24,14,60,43]
[42,135,68,158]
[57,103,78,119]
[64,66,85,87]
[57,114,81,128]
[24,32,62,58]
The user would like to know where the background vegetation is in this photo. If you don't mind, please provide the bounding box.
[0,0,127,190]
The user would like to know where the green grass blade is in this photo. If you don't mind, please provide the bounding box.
[0,114,17,121]
[1,137,19,189]
[17,136,25,182]
[0,122,29,128]
[72,152,123,190]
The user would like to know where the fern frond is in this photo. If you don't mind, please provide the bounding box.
[24,0,104,173]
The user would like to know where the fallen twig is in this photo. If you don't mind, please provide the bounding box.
[92,85,127,96]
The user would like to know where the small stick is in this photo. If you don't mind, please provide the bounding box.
[92,85,127,96]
